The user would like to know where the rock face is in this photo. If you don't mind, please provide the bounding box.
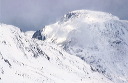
[32,30,45,40]
[0,10,128,83]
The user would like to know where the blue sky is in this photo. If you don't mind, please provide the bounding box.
[0,0,128,31]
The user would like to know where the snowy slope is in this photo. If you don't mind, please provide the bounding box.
[0,24,113,83]
[1,9,128,83]
[42,10,128,83]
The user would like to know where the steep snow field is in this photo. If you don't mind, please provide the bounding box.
[0,24,112,83]
[0,10,128,83]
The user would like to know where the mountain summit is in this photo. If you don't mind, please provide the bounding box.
[60,10,119,23]
[1,10,128,83]
[42,10,123,44]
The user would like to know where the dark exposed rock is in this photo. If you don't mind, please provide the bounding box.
[32,30,45,40]
[4,59,11,67]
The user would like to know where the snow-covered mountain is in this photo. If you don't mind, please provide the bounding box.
[42,10,128,83]
[0,10,128,83]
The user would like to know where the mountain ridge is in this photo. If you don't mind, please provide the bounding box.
[0,23,112,83]
[0,10,128,83]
